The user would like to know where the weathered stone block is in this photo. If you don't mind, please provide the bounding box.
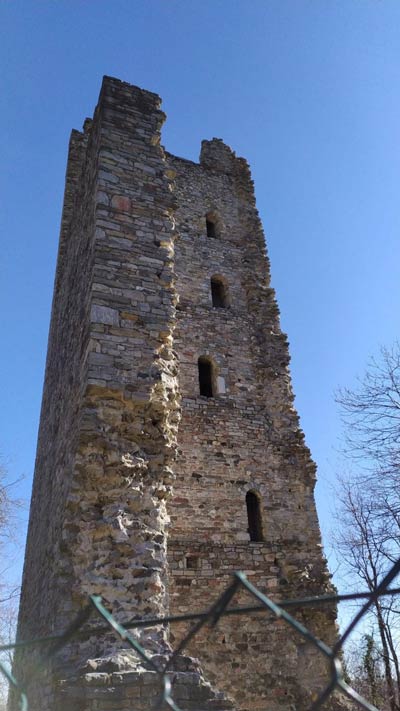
[91,304,120,325]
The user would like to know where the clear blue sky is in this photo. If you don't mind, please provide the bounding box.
[1,1,400,591]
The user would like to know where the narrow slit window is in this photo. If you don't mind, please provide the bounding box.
[246,491,263,542]
[211,276,228,308]
[198,357,214,397]
[206,217,217,238]
[186,556,199,570]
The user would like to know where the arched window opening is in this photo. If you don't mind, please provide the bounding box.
[206,211,221,239]
[198,356,214,397]
[246,491,263,542]
[206,216,217,238]
[211,275,229,308]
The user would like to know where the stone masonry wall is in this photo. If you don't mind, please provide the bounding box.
[16,115,97,648]
[13,78,233,711]
[13,77,344,711]
[167,142,340,710]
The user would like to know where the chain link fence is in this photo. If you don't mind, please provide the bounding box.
[2,559,400,711]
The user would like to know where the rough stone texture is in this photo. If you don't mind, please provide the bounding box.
[165,143,340,710]
[12,77,347,711]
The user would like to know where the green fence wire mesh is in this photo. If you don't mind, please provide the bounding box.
[2,559,400,711]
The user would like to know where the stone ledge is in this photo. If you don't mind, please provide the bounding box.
[57,665,235,711]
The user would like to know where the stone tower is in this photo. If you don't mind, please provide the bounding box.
[13,77,342,711]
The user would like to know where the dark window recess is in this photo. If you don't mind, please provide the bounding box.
[198,357,213,397]
[206,218,216,238]
[246,491,263,542]
[211,277,228,308]
[186,556,199,569]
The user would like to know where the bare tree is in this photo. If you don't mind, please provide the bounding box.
[336,344,400,531]
[336,344,400,566]
[0,464,23,605]
[335,481,400,710]
[0,597,19,711]
[335,344,400,709]
[0,462,24,709]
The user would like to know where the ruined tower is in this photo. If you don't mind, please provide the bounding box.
[13,77,341,711]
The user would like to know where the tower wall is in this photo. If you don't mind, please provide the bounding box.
[14,77,233,711]
[17,118,96,643]
[166,143,335,709]
[13,78,342,711]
